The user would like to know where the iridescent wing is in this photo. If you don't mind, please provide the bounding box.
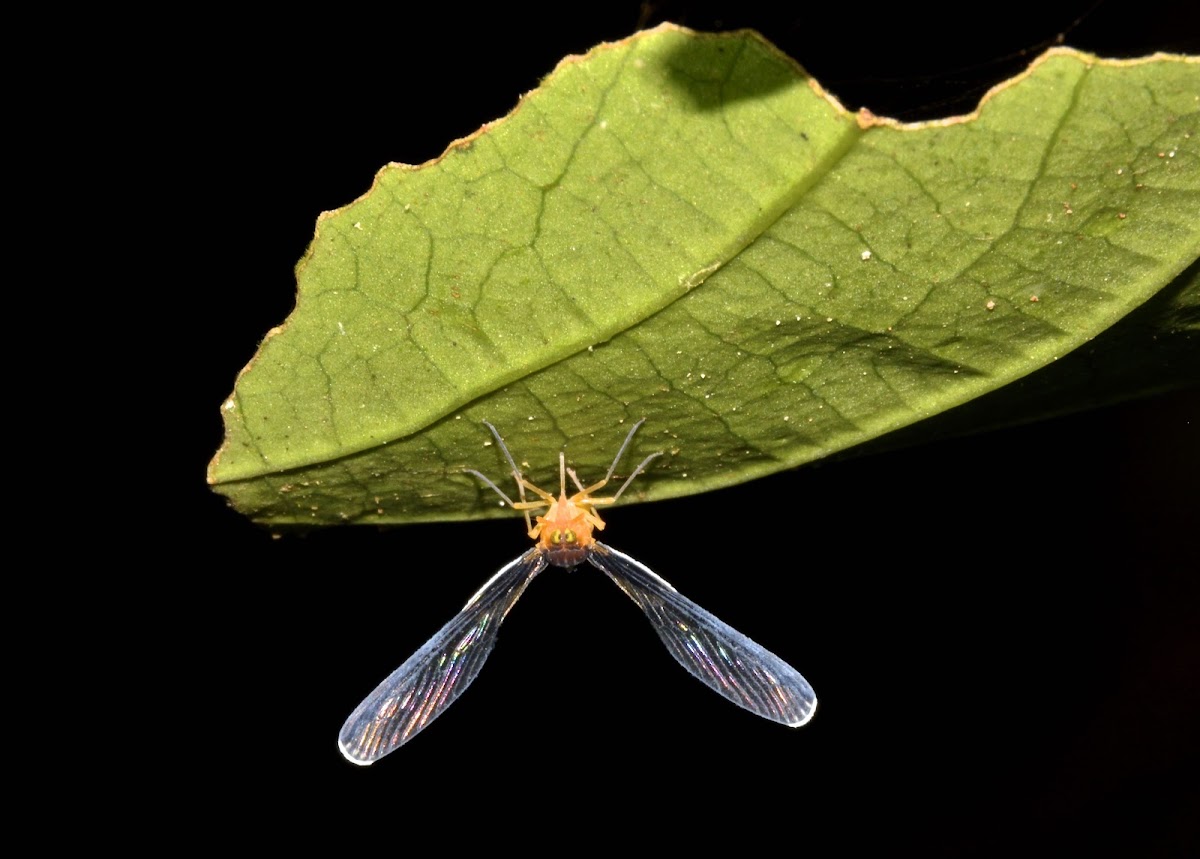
[588,542,817,727]
[338,548,547,764]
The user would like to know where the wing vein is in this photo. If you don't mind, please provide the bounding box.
[588,542,816,727]
[337,549,547,764]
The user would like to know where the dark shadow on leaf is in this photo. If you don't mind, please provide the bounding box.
[848,258,1200,457]
[655,29,802,111]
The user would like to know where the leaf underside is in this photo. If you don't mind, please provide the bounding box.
[209,26,1199,525]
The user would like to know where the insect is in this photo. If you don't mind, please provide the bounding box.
[338,419,817,764]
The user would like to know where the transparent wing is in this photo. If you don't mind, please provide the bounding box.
[588,542,817,727]
[338,548,547,764]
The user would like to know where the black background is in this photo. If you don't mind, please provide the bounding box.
[186,3,1198,853]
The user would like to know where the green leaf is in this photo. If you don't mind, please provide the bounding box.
[208,26,1200,526]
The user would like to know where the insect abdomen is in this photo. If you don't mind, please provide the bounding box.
[544,544,590,568]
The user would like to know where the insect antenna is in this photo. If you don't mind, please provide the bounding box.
[462,468,518,508]
[567,418,663,501]
[469,421,573,536]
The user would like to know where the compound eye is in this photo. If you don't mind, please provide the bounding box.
[563,530,576,543]
[549,529,562,545]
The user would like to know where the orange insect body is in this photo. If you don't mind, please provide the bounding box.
[534,488,603,568]
[466,420,657,570]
